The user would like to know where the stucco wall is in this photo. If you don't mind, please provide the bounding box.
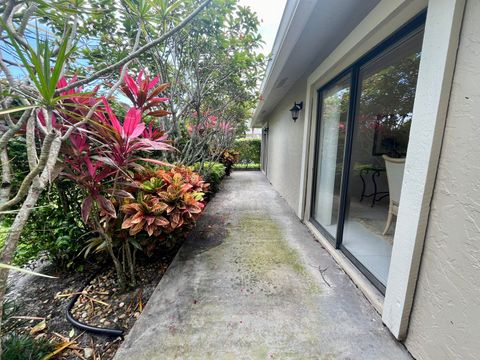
[405,1,480,358]
[265,76,307,215]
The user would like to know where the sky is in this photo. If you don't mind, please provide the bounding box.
[4,1,287,79]
[238,0,288,55]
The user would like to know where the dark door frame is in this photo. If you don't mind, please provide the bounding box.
[261,126,269,176]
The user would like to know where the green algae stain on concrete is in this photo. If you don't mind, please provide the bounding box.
[230,215,321,296]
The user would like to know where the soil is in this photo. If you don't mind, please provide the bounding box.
[3,249,178,359]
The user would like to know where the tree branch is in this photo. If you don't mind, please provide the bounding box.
[61,24,144,142]
[0,108,31,150]
[18,3,37,36]
[56,0,212,94]
[0,130,57,211]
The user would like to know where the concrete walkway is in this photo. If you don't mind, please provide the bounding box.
[115,172,411,360]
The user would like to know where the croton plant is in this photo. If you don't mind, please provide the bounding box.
[53,70,209,288]
[121,166,209,254]
[220,149,240,176]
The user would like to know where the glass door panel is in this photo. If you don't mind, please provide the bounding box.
[341,29,424,290]
[311,74,351,239]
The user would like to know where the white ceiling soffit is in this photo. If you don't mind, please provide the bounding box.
[252,0,380,127]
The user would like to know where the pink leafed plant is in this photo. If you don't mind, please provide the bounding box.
[59,69,177,288]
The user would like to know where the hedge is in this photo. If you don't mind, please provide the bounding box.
[233,138,261,164]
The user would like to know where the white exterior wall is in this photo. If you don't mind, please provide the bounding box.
[405,0,480,358]
[260,0,478,354]
[265,76,307,214]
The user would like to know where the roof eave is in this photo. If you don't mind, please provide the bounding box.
[251,0,316,127]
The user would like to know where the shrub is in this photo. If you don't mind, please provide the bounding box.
[14,179,86,269]
[234,138,261,164]
[219,149,240,176]
[60,70,173,288]
[233,163,260,170]
[3,138,87,268]
[193,162,226,193]
[121,166,209,254]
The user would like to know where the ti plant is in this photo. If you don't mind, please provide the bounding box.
[61,69,174,288]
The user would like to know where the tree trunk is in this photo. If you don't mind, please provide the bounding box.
[0,147,11,206]
[0,136,61,352]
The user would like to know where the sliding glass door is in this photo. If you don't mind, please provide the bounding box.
[311,74,351,239]
[310,14,425,293]
[342,29,424,291]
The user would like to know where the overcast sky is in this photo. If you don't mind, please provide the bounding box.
[238,0,288,55]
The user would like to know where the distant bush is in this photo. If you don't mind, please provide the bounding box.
[234,138,261,165]
[219,149,240,176]
[233,163,260,170]
[194,162,226,194]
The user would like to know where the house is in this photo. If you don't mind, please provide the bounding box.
[252,0,480,358]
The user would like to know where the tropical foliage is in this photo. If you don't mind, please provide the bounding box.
[194,162,226,192]
[220,149,240,176]
[0,0,264,344]
[1,333,54,360]
[122,166,208,252]
[57,70,177,287]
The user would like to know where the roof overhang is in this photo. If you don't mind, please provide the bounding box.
[252,0,380,127]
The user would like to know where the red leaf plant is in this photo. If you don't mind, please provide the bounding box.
[57,70,194,288]
[120,70,170,117]
[220,149,240,176]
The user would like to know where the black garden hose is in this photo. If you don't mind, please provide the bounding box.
[65,273,124,338]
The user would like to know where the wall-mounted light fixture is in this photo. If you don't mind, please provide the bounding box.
[289,101,303,122]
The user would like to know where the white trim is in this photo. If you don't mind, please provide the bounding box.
[382,0,466,340]
[257,0,299,97]
[252,0,317,127]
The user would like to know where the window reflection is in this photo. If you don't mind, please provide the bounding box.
[311,75,351,238]
[342,30,423,289]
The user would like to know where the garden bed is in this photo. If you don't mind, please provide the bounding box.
[3,249,178,359]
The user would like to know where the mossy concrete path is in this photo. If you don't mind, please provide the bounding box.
[115,172,411,360]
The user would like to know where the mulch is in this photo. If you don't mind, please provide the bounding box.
[3,250,177,359]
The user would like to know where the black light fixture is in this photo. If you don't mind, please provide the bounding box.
[289,101,303,122]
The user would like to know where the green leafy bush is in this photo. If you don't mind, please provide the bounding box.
[194,162,226,193]
[234,138,261,165]
[233,163,260,170]
[2,333,54,360]
[2,138,88,268]
[14,180,86,268]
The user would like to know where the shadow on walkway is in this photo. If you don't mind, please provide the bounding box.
[115,172,411,360]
